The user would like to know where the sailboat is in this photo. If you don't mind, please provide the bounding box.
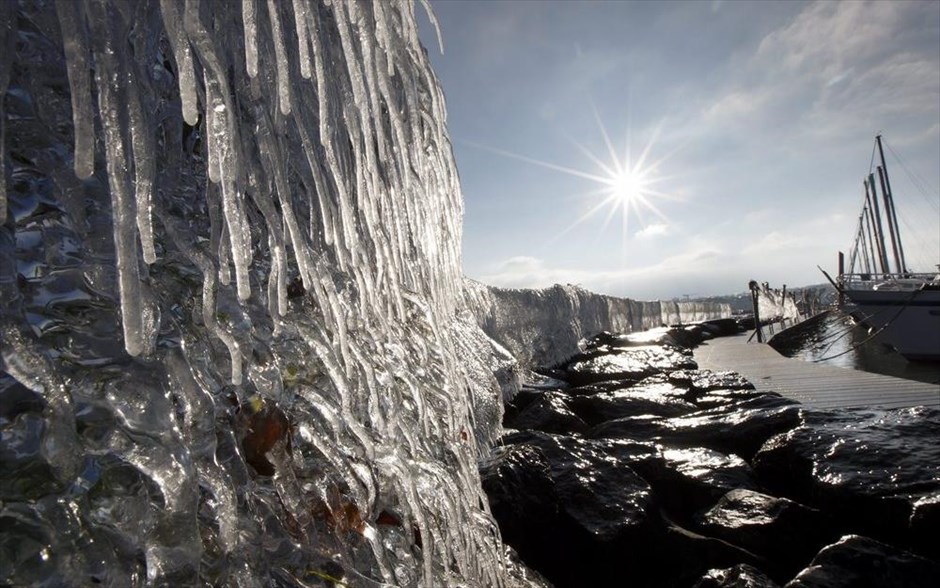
[837,135,940,361]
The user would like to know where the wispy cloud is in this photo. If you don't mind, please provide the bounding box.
[635,223,671,239]
[698,0,940,144]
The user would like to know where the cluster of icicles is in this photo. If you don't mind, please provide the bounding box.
[2,0,508,586]
[47,0,463,368]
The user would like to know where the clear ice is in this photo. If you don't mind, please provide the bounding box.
[0,1,509,585]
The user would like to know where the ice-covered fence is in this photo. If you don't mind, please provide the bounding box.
[464,280,732,369]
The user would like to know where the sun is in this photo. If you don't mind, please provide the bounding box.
[468,106,682,252]
[608,169,648,206]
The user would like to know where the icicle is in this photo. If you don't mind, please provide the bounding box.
[187,19,251,299]
[265,0,292,115]
[218,221,232,286]
[159,0,199,125]
[204,73,222,184]
[243,155,288,314]
[291,0,312,79]
[55,0,96,180]
[126,74,157,264]
[86,0,149,357]
[242,0,259,77]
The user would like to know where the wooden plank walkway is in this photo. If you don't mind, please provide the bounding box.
[693,334,940,410]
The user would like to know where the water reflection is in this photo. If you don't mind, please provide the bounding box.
[774,312,940,385]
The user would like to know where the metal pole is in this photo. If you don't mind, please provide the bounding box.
[877,166,902,274]
[876,135,907,273]
[749,280,763,343]
[862,205,878,274]
[866,175,889,274]
[838,252,845,306]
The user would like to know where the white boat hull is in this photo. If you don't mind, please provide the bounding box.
[844,288,940,361]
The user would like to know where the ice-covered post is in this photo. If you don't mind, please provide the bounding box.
[749,280,764,343]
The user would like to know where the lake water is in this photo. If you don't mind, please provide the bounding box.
[772,311,940,386]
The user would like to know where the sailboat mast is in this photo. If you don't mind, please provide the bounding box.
[875,135,908,273]
[862,203,878,273]
[865,175,889,274]
[877,166,902,274]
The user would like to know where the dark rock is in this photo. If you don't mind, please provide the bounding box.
[499,430,659,541]
[753,406,940,557]
[693,564,780,588]
[684,325,708,344]
[700,318,743,338]
[590,396,802,461]
[584,330,635,349]
[502,388,547,424]
[646,447,761,521]
[663,369,755,394]
[564,378,645,396]
[695,389,781,410]
[910,493,940,560]
[491,431,667,587]
[480,444,559,571]
[508,392,588,435]
[785,535,940,588]
[655,521,767,587]
[564,345,697,386]
[567,387,699,425]
[697,489,836,581]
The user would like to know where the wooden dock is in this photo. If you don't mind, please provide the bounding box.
[693,334,939,410]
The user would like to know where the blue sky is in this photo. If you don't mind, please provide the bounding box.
[417,0,940,300]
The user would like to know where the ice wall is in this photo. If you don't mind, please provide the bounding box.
[464,280,732,370]
[756,287,802,323]
[0,1,509,586]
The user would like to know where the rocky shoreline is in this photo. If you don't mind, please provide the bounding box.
[483,322,940,587]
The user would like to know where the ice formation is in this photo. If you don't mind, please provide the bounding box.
[464,280,732,369]
[0,1,509,585]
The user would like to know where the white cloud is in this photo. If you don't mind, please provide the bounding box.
[635,223,671,239]
[696,0,939,144]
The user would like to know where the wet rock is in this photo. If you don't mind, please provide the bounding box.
[491,431,666,587]
[499,430,658,541]
[502,388,548,424]
[656,521,767,587]
[501,544,555,588]
[677,369,755,393]
[644,447,761,522]
[490,433,769,587]
[672,326,707,348]
[564,345,697,386]
[699,318,743,338]
[583,330,637,349]
[698,489,836,580]
[753,406,940,557]
[785,535,940,588]
[480,444,559,571]
[693,564,780,588]
[564,378,645,396]
[910,493,940,560]
[590,396,802,461]
[507,392,588,435]
[567,387,699,425]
